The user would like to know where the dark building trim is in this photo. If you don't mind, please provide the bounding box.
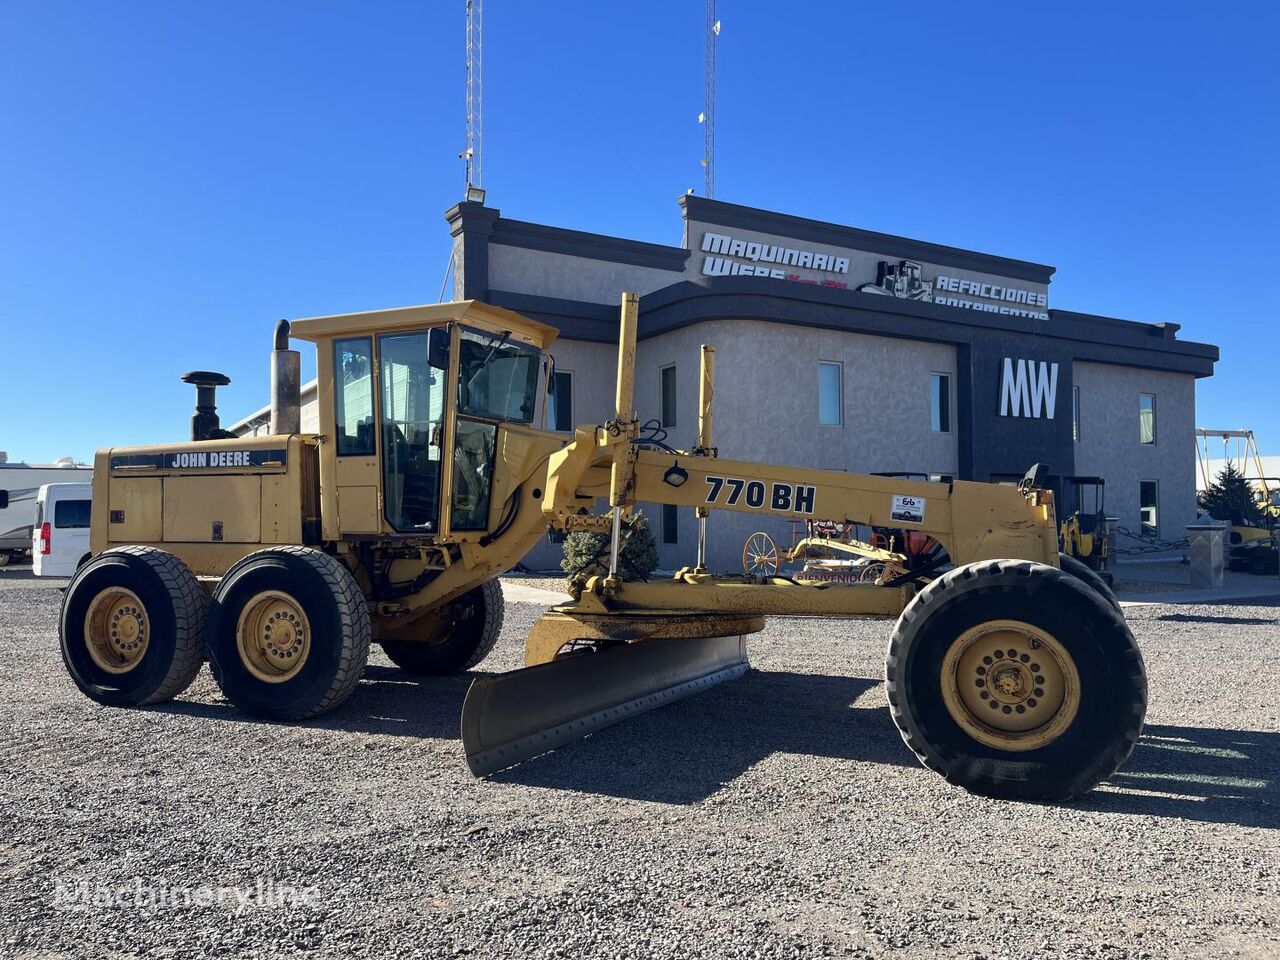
[638,278,1218,377]
[1047,309,1217,361]
[486,290,621,343]
[491,279,1217,379]
[954,343,974,481]
[445,201,499,299]
[489,218,689,272]
[680,195,1057,285]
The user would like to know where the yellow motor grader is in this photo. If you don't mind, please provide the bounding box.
[63,294,1144,801]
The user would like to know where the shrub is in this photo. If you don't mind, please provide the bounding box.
[561,509,659,581]
[1198,463,1265,527]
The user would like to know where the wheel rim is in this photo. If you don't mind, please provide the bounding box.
[742,532,780,576]
[236,591,312,683]
[940,619,1080,752]
[84,587,150,674]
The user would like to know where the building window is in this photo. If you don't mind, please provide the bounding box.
[334,336,375,456]
[1072,386,1080,443]
[930,373,951,433]
[548,370,573,431]
[818,361,842,427]
[661,503,679,544]
[660,365,677,428]
[1139,393,1156,444]
[1140,480,1159,535]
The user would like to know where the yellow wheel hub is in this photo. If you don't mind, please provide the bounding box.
[236,591,311,684]
[940,619,1080,752]
[84,587,151,674]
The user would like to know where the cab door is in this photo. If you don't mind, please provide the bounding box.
[377,327,451,533]
[329,335,382,534]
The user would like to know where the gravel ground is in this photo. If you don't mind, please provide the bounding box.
[0,567,1277,959]
[501,574,570,595]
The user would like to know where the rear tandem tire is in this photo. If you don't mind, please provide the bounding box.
[1058,552,1123,615]
[208,546,370,721]
[60,546,207,707]
[886,559,1146,801]
[380,579,504,675]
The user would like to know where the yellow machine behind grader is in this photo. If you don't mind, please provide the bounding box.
[61,294,1145,801]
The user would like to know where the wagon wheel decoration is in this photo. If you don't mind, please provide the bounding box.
[859,561,889,584]
[742,532,781,577]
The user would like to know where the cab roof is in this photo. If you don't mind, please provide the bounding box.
[288,300,559,350]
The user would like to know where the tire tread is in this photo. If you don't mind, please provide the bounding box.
[885,559,1146,801]
[63,545,207,706]
[459,579,504,671]
[209,546,370,720]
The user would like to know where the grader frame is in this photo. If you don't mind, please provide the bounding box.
[64,293,1144,802]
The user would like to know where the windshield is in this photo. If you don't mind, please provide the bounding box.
[456,327,540,423]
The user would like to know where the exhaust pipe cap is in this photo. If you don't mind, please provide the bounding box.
[181,371,231,388]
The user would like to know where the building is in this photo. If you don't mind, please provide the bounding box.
[234,196,1219,572]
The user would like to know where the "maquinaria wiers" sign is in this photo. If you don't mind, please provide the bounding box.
[700,231,850,282]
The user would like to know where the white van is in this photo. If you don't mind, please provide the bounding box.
[0,456,93,565]
[32,483,93,577]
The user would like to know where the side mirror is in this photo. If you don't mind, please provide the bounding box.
[429,327,450,372]
[0,490,7,509]
[1018,463,1051,495]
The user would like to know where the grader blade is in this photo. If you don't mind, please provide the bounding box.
[461,632,751,776]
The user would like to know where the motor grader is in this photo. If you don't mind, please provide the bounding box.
[63,294,1145,801]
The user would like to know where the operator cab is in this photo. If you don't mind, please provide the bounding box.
[1062,476,1106,535]
[290,301,557,542]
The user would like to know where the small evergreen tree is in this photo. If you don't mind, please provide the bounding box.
[561,509,660,581]
[1198,463,1265,527]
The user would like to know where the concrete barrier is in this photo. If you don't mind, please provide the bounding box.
[1185,522,1228,588]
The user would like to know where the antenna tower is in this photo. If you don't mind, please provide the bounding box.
[464,0,483,194]
[701,1,719,198]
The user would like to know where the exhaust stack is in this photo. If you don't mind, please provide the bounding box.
[180,371,233,442]
[270,319,301,435]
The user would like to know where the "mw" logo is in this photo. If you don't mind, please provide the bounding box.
[999,357,1059,419]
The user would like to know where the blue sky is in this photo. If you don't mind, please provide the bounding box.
[1,1,1275,463]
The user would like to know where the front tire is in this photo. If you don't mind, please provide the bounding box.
[208,547,370,720]
[60,546,207,706]
[380,579,503,675]
[886,559,1146,801]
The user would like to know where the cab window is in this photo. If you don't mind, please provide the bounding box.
[334,337,375,456]
[456,327,540,423]
[451,419,497,531]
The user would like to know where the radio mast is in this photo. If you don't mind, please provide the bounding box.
[700,1,720,198]
[463,0,483,197]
